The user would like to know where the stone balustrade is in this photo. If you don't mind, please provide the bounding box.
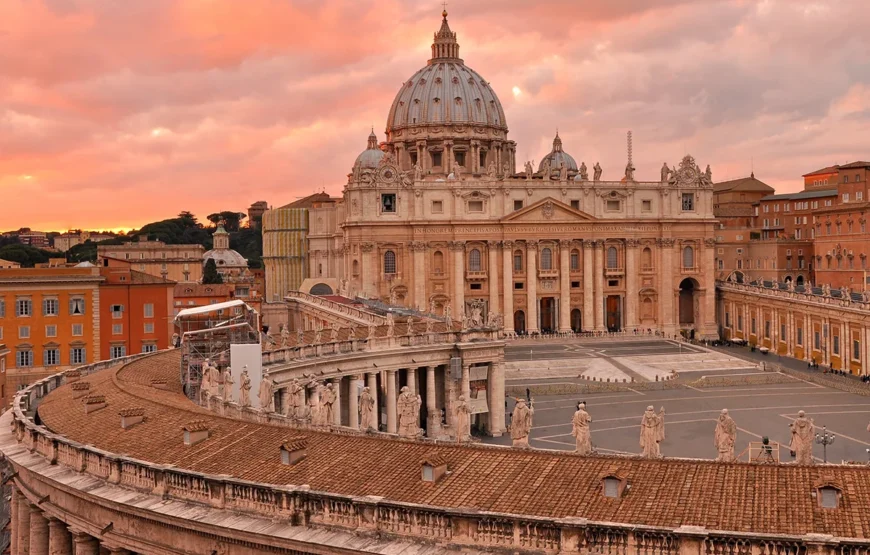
[285,290,385,325]
[717,280,870,313]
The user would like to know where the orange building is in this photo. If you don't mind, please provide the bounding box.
[173,283,233,316]
[802,165,839,190]
[0,267,102,392]
[0,341,9,411]
[98,258,175,359]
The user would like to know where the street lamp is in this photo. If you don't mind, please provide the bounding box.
[815,425,836,463]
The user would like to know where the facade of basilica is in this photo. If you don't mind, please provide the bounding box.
[309,11,719,339]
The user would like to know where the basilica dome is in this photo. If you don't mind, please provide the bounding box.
[354,130,385,169]
[386,12,507,136]
[538,132,578,172]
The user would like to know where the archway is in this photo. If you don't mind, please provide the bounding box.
[514,310,526,335]
[310,283,334,295]
[784,275,793,283]
[570,309,582,333]
[796,275,805,286]
[540,298,556,333]
[678,278,699,326]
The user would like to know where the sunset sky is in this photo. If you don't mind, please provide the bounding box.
[2,0,869,232]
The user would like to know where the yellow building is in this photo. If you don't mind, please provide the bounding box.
[98,237,203,283]
[262,197,323,302]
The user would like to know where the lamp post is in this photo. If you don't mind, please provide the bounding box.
[815,425,835,463]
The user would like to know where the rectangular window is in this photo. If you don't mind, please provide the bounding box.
[815,331,821,350]
[69,297,85,316]
[780,324,786,341]
[142,344,157,353]
[381,193,397,213]
[571,281,580,288]
[570,252,579,270]
[514,200,524,211]
[470,283,482,290]
[110,345,127,359]
[854,339,861,361]
[833,335,840,355]
[72,323,83,336]
[144,322,154,334]
[43,298,58,316]
[514,282,524,290]
[751,318,756,334]
[111,304,124,318]
[16,350,33,368]
[725,312,731,327]
[70,347,85,365]
[16,299,32,317]
[797,327,803,346]
[737,315,743,332]
[843,193,850,202]
[431,151,442,167]
[112,324,123,335]
[642,200,652,212]
[467,200,484,213]
[570,200,580,210]
[764,321,770,339]
[18,326,30,339]
[44,348,59,366]
[144,303,154,318]
[857,191,864,201]
[431,200,443,213]
[681,193,694,211]
[46,325,57,338]
[606,200,620,211]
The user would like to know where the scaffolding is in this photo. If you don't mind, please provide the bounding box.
[174,300,260,402]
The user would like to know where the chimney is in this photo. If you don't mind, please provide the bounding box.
[420,453,449,482]
[65,370,81,384]
[280,438,309,465]
[71,382,91,399]
[83,395,107,414]
[183,421,210,446]
[119,408,145,429]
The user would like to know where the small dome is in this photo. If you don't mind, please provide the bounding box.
[203,249,248,269]
[538,132,578,172]
[354,129,385,169]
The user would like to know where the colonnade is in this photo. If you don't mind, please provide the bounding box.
[10,486,132,555]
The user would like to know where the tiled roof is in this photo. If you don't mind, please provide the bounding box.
[803,165,840,177]
[836,161,870,170]
[760,188,838,201]
[713,175,774,194]
[36,350,870,539]
[174,283,233,297]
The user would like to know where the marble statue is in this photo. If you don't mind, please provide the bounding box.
[280,324,290,348]
[593,162,602,182]
[308,382,323,425]
[287,379,304,418]
[297,329,304,345]
[502,161,511,177]
[444,301,452,322]
[453,155,462,180]
[397,386,422,438]
[788,410,815,465]
[367,323,377,339]
[487,311,497,328]
[540,157,551,179]
[200,359,213,400]
[661,163,671,183]
[559,160,568,181]
[406,316,414,336]
[525,160,534,180]
[222,367,234,403]
[352,160,361,182]
[209,363,221,398]
[348,325,357,340]
[787,279,796,292]
[314,325,323,344]
[330,322,340,342]
[359,386,376,431]
[511,398,534,447]
[425,318,434,334]
[571,402,593,455]
[239,367,252,408]
[216,364,226,398]
[263,329,276,351]
[429,299,436,314]
[454,394,471,442]
[639,406,665,458]
[389,289,397,305]
[171,332,180,348]
[386,312,395,337]
[321,383,337,425]
[259,371,274,413]
[714,409,737,462]
[579,162,588,181]
[487,161,496,179]
[414,162,423,181]
[624,162,636,181]
[470,302,484,328]
[703,164,713,186]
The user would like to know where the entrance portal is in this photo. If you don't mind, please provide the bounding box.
[540,297,556,333]
[605,295,621,332]
[679,278,699,326]
[571,309,582,333]
[514,310,526,334]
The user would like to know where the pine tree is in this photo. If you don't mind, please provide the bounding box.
[202,258,223,284]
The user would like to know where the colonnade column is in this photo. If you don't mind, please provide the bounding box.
[30,506,49,555]
[583,241,593,332]
[625,239,638,329]
[48,518,72,555]
[367,372,379,430]
[559,240,571,332]
[348,375,360,429]
[845,321,852,372]
[71,532,99,555]
[426,366,440,436]
[593,241,605,331]
[407,368,417,395]
[487,361,505,436]
[331,377,342,426]
[526,241,539,333]
[502,241,514,333]
[412,242,427,311]
[386,369,397,434]
[16,490,30,555]
[488,241,500,317]
[10,487,19,555]
[461,363,471,401]
[360,242,375,299]
[450,241,465,318]
[659,239,676,334]
[703,238,717,337]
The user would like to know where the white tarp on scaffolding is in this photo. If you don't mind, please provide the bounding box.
[175,299,255,319]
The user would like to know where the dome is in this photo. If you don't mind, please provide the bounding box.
[203,248,248,269]
[354,130,385,169]
[386,13,507,135]
[538,132,578,172]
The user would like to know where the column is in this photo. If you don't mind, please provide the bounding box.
[488,241,500,317]
[360,242,375,298]
[703,239,717,337]
[30,506,49,555]
[331,377,342,426]
[625,240,638,329]
[445,141,453,174]
[16,492,30,555]
[583,241,593,332]
[559,240,571,332]
[659,239,675,334]
[386,369,397,434]
[71,533,99,555]
[444,364,455,427]
[486,362,505,436]
[526,241,539,333]
[348,375,360,429]
[502,241,514,333]
[844,321,851,372]
[863,327,869,376]
[406,367,417,395]
[593,241,605,331]
[367,372,378,430]
[11,487,19,555]
[417,140,428,173]
[48,518,72,555]
[450,241,465,317]
[426,366,440,436]
[461,363,471,401]
[412,242,426,310]
[280,388,291,417]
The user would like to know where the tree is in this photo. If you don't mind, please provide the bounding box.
[0,244,54,267]
[202,258,223,284]
[207,211,247,232]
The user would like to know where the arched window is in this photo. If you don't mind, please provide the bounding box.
[514,250,523,273]
[606,247,618,269]
[384,250,397,274]
[541,248,553,270]
[642,247,653,270]
[352,260,359,277]
[570,249,580,270]
[469,248,482,271]
[433,251,444,274]
[683,246,695,269]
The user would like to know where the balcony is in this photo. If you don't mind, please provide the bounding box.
[538,268,559,279]
[604,267,624,278]
[680,266,699,275]
[465,270,487,281]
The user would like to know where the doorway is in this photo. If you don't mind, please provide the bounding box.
[679,278,699,326]
[571,309,582,333]
[514,310,526,334]
[540,297,556,333]
[606,295,621,332]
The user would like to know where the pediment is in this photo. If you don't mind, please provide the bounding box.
[501,198,595,223]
